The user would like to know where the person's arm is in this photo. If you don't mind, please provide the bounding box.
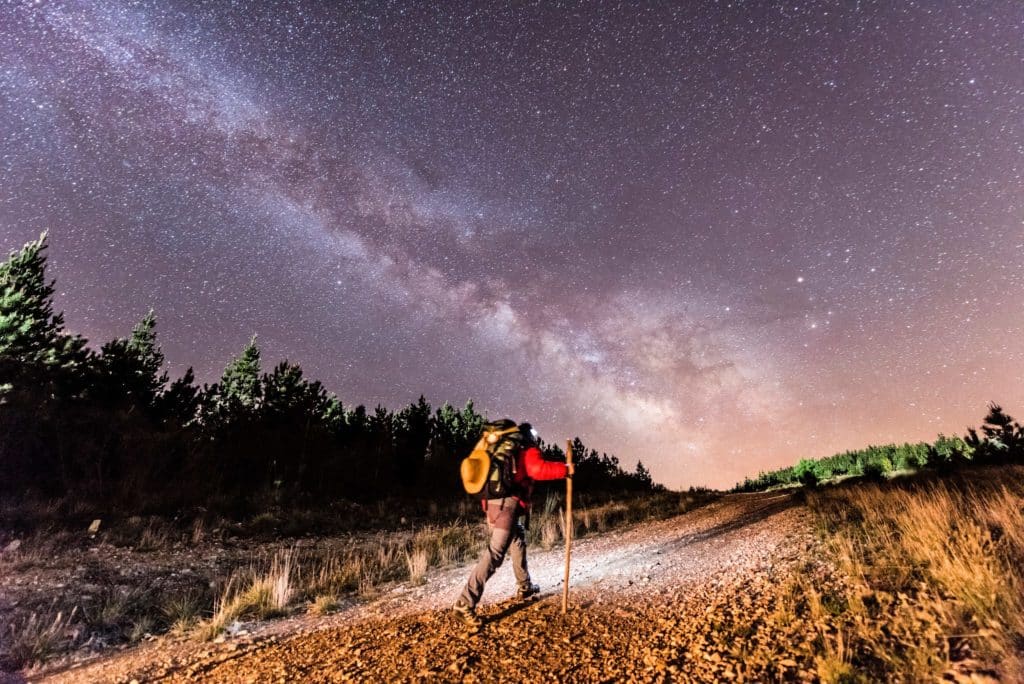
[522,446,569,481]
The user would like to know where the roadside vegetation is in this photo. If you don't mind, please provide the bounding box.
[734,401,1022,492]
[733,434,969,491]
[731,403,1024,679]
[0,489,715,671]
[731,404,1024,681]
[685,466,1024,682]
[801,468,1024,681]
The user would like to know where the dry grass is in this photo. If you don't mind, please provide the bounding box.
[136,521,173,552]
[524,491,713,549]
[405,547,429,585]
[161,590,205,634]
[300,523,476,601]
[200,549,296,640]
[83,587,148,634]
[1,607,78,670]
[304,551,365,597]
[359,540,403,596]
[190,517,207,545]
[307,594,341,616]
[434,524,477,566]
[807,467,1024,680]
[539,517,560,550]
[774,574,859,682]
[0,530,76,571]
[128,615,155,643]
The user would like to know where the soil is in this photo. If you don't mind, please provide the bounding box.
[28,491,835,682]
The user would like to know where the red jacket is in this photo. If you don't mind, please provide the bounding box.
[511,446,568,510]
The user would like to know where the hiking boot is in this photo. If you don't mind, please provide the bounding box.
[452,598,481,628]
[515,582,540,600]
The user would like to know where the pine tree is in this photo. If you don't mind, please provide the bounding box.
[262,360,309,414]
[0,234,87,371]
[0,235,89,496]
[634,460,653,487]
[571,437,586,463]
[394,396,432,487]
[322,395,345,434]
[966,403,1023,463]
[195,335,265,442]
[155,367,199,426]
[202,335,262,430]
[220,335,262,409]
[98,310,169,408]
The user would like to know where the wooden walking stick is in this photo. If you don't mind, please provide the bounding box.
[562,438,573,614]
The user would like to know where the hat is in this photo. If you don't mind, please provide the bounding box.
[460,440,491,495]
[518,422,539,445]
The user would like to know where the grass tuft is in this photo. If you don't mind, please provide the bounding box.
[405,547,429,585]
[308,594,341,616]
[200,548,295,640]
[161,589,205,634]
[1,607,78,670]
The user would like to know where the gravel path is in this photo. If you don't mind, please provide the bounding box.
[40,491,827,682]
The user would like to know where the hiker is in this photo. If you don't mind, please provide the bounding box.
[453,420,573,627]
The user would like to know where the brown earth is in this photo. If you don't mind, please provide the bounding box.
[35,492,833,683]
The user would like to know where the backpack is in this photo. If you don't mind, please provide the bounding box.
[460,420,524,497]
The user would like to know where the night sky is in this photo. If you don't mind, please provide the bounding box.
[1,1,1021,489]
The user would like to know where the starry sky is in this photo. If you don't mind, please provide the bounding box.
[1,1,1022,489]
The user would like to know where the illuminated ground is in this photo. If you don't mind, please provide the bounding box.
[40,493,824,682]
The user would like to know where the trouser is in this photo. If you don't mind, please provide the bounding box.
[458,497,529,608]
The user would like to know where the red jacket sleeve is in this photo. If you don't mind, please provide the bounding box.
[521,446,568,481]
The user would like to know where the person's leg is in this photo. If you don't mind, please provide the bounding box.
[509,516,530,586]
[458,499,516,608]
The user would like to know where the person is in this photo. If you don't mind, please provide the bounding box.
[452,420,573,627]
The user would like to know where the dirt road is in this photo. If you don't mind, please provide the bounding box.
[42,492,831,682]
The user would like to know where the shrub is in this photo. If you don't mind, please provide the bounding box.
[795,459,819,488]
[926,434,972,471]
[860,458,891,481]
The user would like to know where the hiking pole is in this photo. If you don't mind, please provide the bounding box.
[562,438,573,614]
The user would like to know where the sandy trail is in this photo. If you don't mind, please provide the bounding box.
[40,492,821,682]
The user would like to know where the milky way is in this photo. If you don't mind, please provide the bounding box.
[1,1,1022,488]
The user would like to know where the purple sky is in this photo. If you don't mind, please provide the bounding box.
[1,1,1022,488]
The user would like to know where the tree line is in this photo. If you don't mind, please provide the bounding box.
[0,236,658,515]
[733,404,1024,492]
